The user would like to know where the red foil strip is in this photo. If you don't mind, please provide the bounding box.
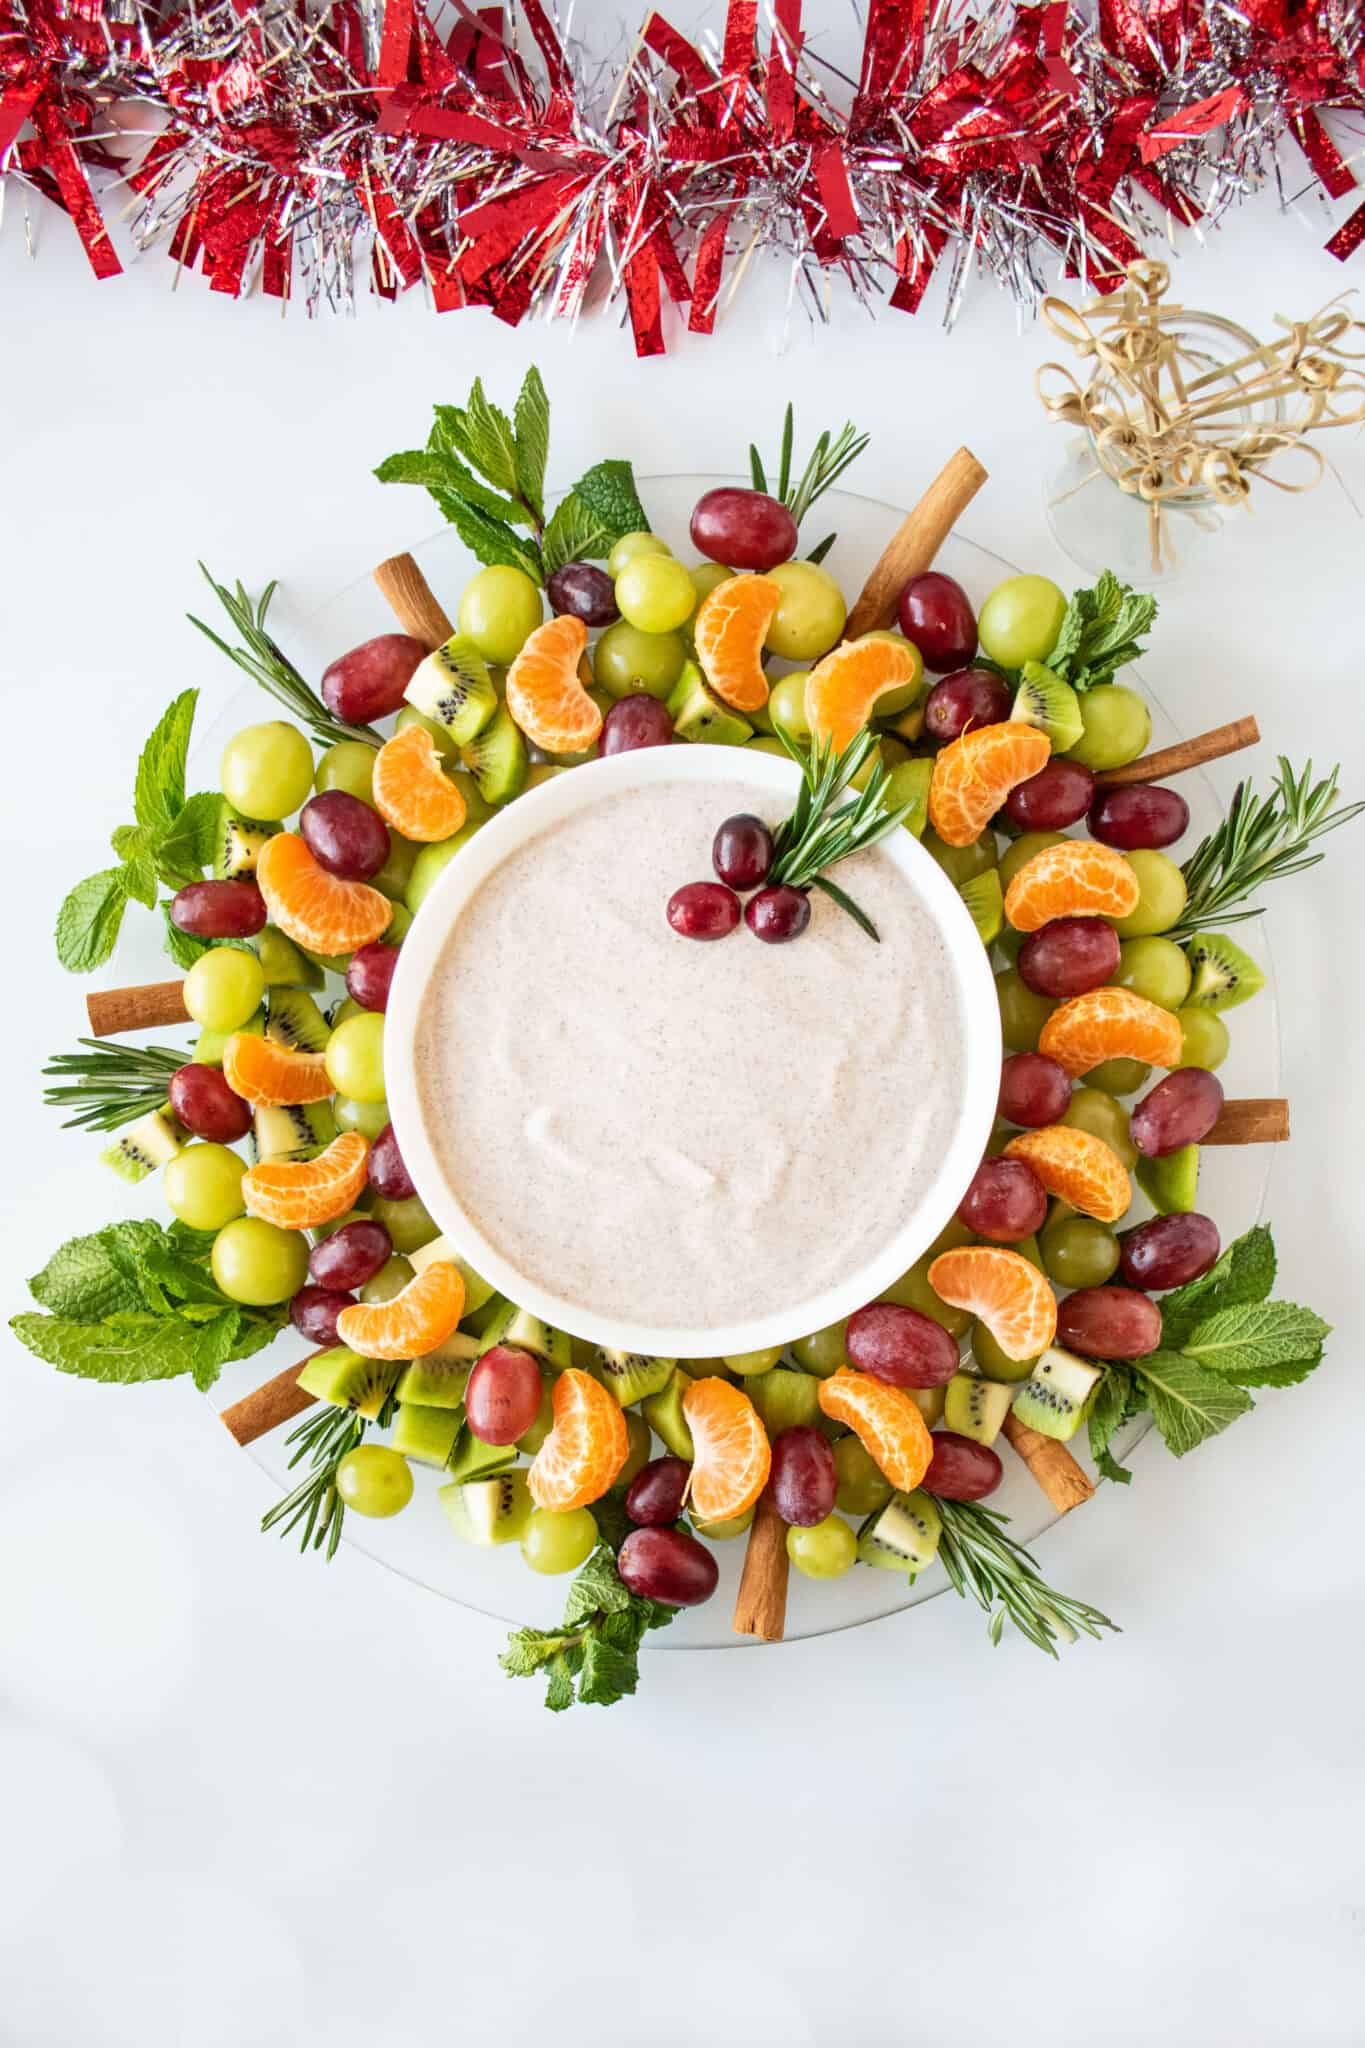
[1292,109,1356,201]
[765,0,800,140]
[1139,87,1248,165]
[813,139,859,241]
[1326,196,1365,263]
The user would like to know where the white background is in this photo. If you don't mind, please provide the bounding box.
[4,40,1365,2046]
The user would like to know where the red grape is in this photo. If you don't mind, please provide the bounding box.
[322,634,426,725]
[1006,758,1095,831]
[1018,916,1122,999]
[625,1456,691,1528]
[465,1346,543,1445]
[845,1302,959,1388]
[924,1431,1003,1501]
[300,790,390,881]
[667,881,741,940]
[923,667,1012,743]
[713,812,774,890]
[168,1063,252,1143]
[689,488,797,572]
[618,1526,719,1606]
[1119,1213,1220,1291]
[1130,1068,1224,1157]
[745,885,811,943]
[600,694,674,755]
[367,1123,416,1201]
[169,879,266,939]
[309,1218,392,1291]
[1056,1285,1161,1359]
[896,572,977,672]
[998,1052,1072,1128]
[290,1285,355,1346]
[547,562,618,627]
[769,1426,838,1526]
[346,942,399,1013]
[957,1157,1048,1241]
[1089,784,1190,851]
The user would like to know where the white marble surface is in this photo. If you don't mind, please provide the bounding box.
[4,149,1365,2047]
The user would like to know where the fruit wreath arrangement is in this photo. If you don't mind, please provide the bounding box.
[16,371,1361,1711]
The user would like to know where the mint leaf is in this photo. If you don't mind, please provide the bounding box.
[133,689,198,832]
[156,791,224,888]
[160,904,209,969]
[29,1231,148,1321]
[1087,1367,1134,1485]
[1136,1349,1253,1457]
[376,442,522,525]
[542,493,612,578]
[562,1543,633,1626]
[513,367,550,520]
[10,1310,225,1384]
[462,378,521,494]
[1048,572,1157,692]
[576,1630,640,1707]
[1161,1225,1276,1348]
[110,823,160,908]
[1181,1300,1329,1386]
[55,868,129,973]
[431,492,542,581]
[571,459,648,543]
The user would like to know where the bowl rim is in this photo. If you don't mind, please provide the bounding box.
[382,742,1003,1359]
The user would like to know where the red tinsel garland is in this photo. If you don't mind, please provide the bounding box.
[2,0,1363,350]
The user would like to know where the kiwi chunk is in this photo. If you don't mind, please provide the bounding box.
[1183,930,1266,1012]
[594,1349,676,1407]
[266,988,331,1054]
[942,1371,1013,1445]
[478,1301,570,1369]
[407,1236,496,1314]
[666,660,753,746]
[406,636,499,748]
[446,1427,518,1487]
[1011,1346,1101,1442]
[641,1368,696,1458]
[959,868,1003,947]
[213,802,276,879]
[252,1100,337,1163]
[857,1489,942,1574]
[390,1403,463,1467]
[439,1470,531,1545]
[395,1335,480,1408]
[255,925,324,990]
[100,1106,184,1183]
[297,1346,400,1419]
[463,1291,509,1340]
[1012,661,1084,752]
[1137,1144,1200,1215]
[882,756,933,838]
[460,703,527,805]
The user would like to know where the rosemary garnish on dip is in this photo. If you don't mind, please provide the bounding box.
[770,729,917,940]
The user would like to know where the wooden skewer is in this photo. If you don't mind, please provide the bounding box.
[1001,1413,1094,1513]
[1204,1097,1289,1145]
[373,552,454,650]
[731,1491,790,1641]
[87,979,190,1036]
[1094,716,1259,788]
[844,447,989,638]
[220,1358,321,1446]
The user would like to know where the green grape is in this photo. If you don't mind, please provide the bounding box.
[593,620,686,700]
[997,969,1056,1053]
[977,575,1067,667]
[1084,1057,1150,1095]
[1112,849,1187,937]
[833,1436,893,1517]
[221,721,315,821]
[689,561,734,610]
[312,1208,366,1242]
[724,1346,784,1377]
[516,1381,556,1456]
[1039,1212,1120,1289]
[767,671,812,746]
[615,553,696,635]
[763,561,847,661]
[745,736,787,758]
[372,832,418,903]
[386,903,413,946]
[909,1384,947,1426]
[394,704,458,762]
[182,947,267,1033]
[211,1216,309,1305]
[880,1258,972,1338]
[924,825,997,887]
[692,1506,754,1540]
[1068,684,1150,771]
[405,796,495,912]
[790,1322,848,1378]
[331,997,363,1028]
[747,693,775,736]
[368,1193,437,1256]
[334,1094,390,1139]
[786,1514,857,1580]
[163,1143,246,1231]
[1176,1006,1230,1071]
[1014,1233,1043,1270]
[607,531,671,580]
[314,740,380,804]
[618,1411,652,1489]
[972,1323,1037,1384]
[457,565,543,665]
[879,734,913,771]
[361,1254,413,1304]
[521,1505,598,1575]
[325,1013,385,1102]
[1115,935,1191,1010]
[336,1445,413,1518]
[1064,1085,1136,1167]
[998,829,1066,891]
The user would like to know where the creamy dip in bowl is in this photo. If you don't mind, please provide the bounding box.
[384,748,1000,1360]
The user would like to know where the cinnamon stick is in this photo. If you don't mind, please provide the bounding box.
[1001,1412,1095,1513]
[87,979,189,1036]
[845,447,989,638]
[732,1491,790,1641]
[1204,1097,1290,1145]
[373,552,454,650]
[1094,717,1259,789]
[220,1359,320,1446]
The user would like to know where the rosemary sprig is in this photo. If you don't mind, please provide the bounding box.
[1171,757,1364,939]
[188,565,378,751]
[936,1500,1120,1657]
[749,403,870,529]
[261,1400,376,1560]
[42,1037,191,1132]
[769,729,916,939]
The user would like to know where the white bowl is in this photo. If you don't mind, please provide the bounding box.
[382,744,1002,1361]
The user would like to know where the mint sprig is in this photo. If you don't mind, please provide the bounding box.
[1048,570,1157,692]
[502,1540,676,1711]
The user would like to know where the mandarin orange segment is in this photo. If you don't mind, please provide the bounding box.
[927,722,1052,848]
[681,1376,772,1522]
[256,832,392,957]
[335,1261,465,1362]
[1003,1125,1131,1224]
[371,724,468,844]
[505,615,603,755]
[1039,986,1184,1078]
[241,1131,369,1230]
[223,1031,333,1107]
[805,637,920,754]
[527,1366,630,1511]
[926,1245,1058,1361]
[693,574,780,713]
[816,1368,933,1493]
[1004,839,1140,932]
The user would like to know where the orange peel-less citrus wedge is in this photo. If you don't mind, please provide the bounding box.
[693,573,780,713]
[805,637,920,754]
[371,724,468,844]
[335,1261,465,1361]
[1003,1125,1131,1224]
[223,1032,333,1107]
[928,722,1052,848]
[527,1366,630,1511]
[256,832,392,957]
[681,1376,772,1522]
[505,615,604,756]
[1039,986,1184,1077]
[1004,839,1140,931]
[926,1245,1058,1361]
[241,1131,370,1230]
[817,1368,933,1492]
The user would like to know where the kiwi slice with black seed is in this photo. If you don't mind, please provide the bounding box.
[1011,1347,1101,1441]
[857,1489,942,1574]
[297,1346,400,1419]
[439,1470,531,1544]
[943,1371,1013,1445]
[101,1106,184,1182]
[593,1350,676,1407]
[213,802,276,879]
[1183,930,1266,1012]
[406,636,499,748]
[252,1100,337,1163]
[460,704,527,805]
[446,1428,518,1487]
[641,1368,695,1458]
[255,926,324,990]
[666,660,753,746]
[477,1301,570,1368]
[1012,662,1084,752]
[266,988,330,1054]
[395,1334,481,1408]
